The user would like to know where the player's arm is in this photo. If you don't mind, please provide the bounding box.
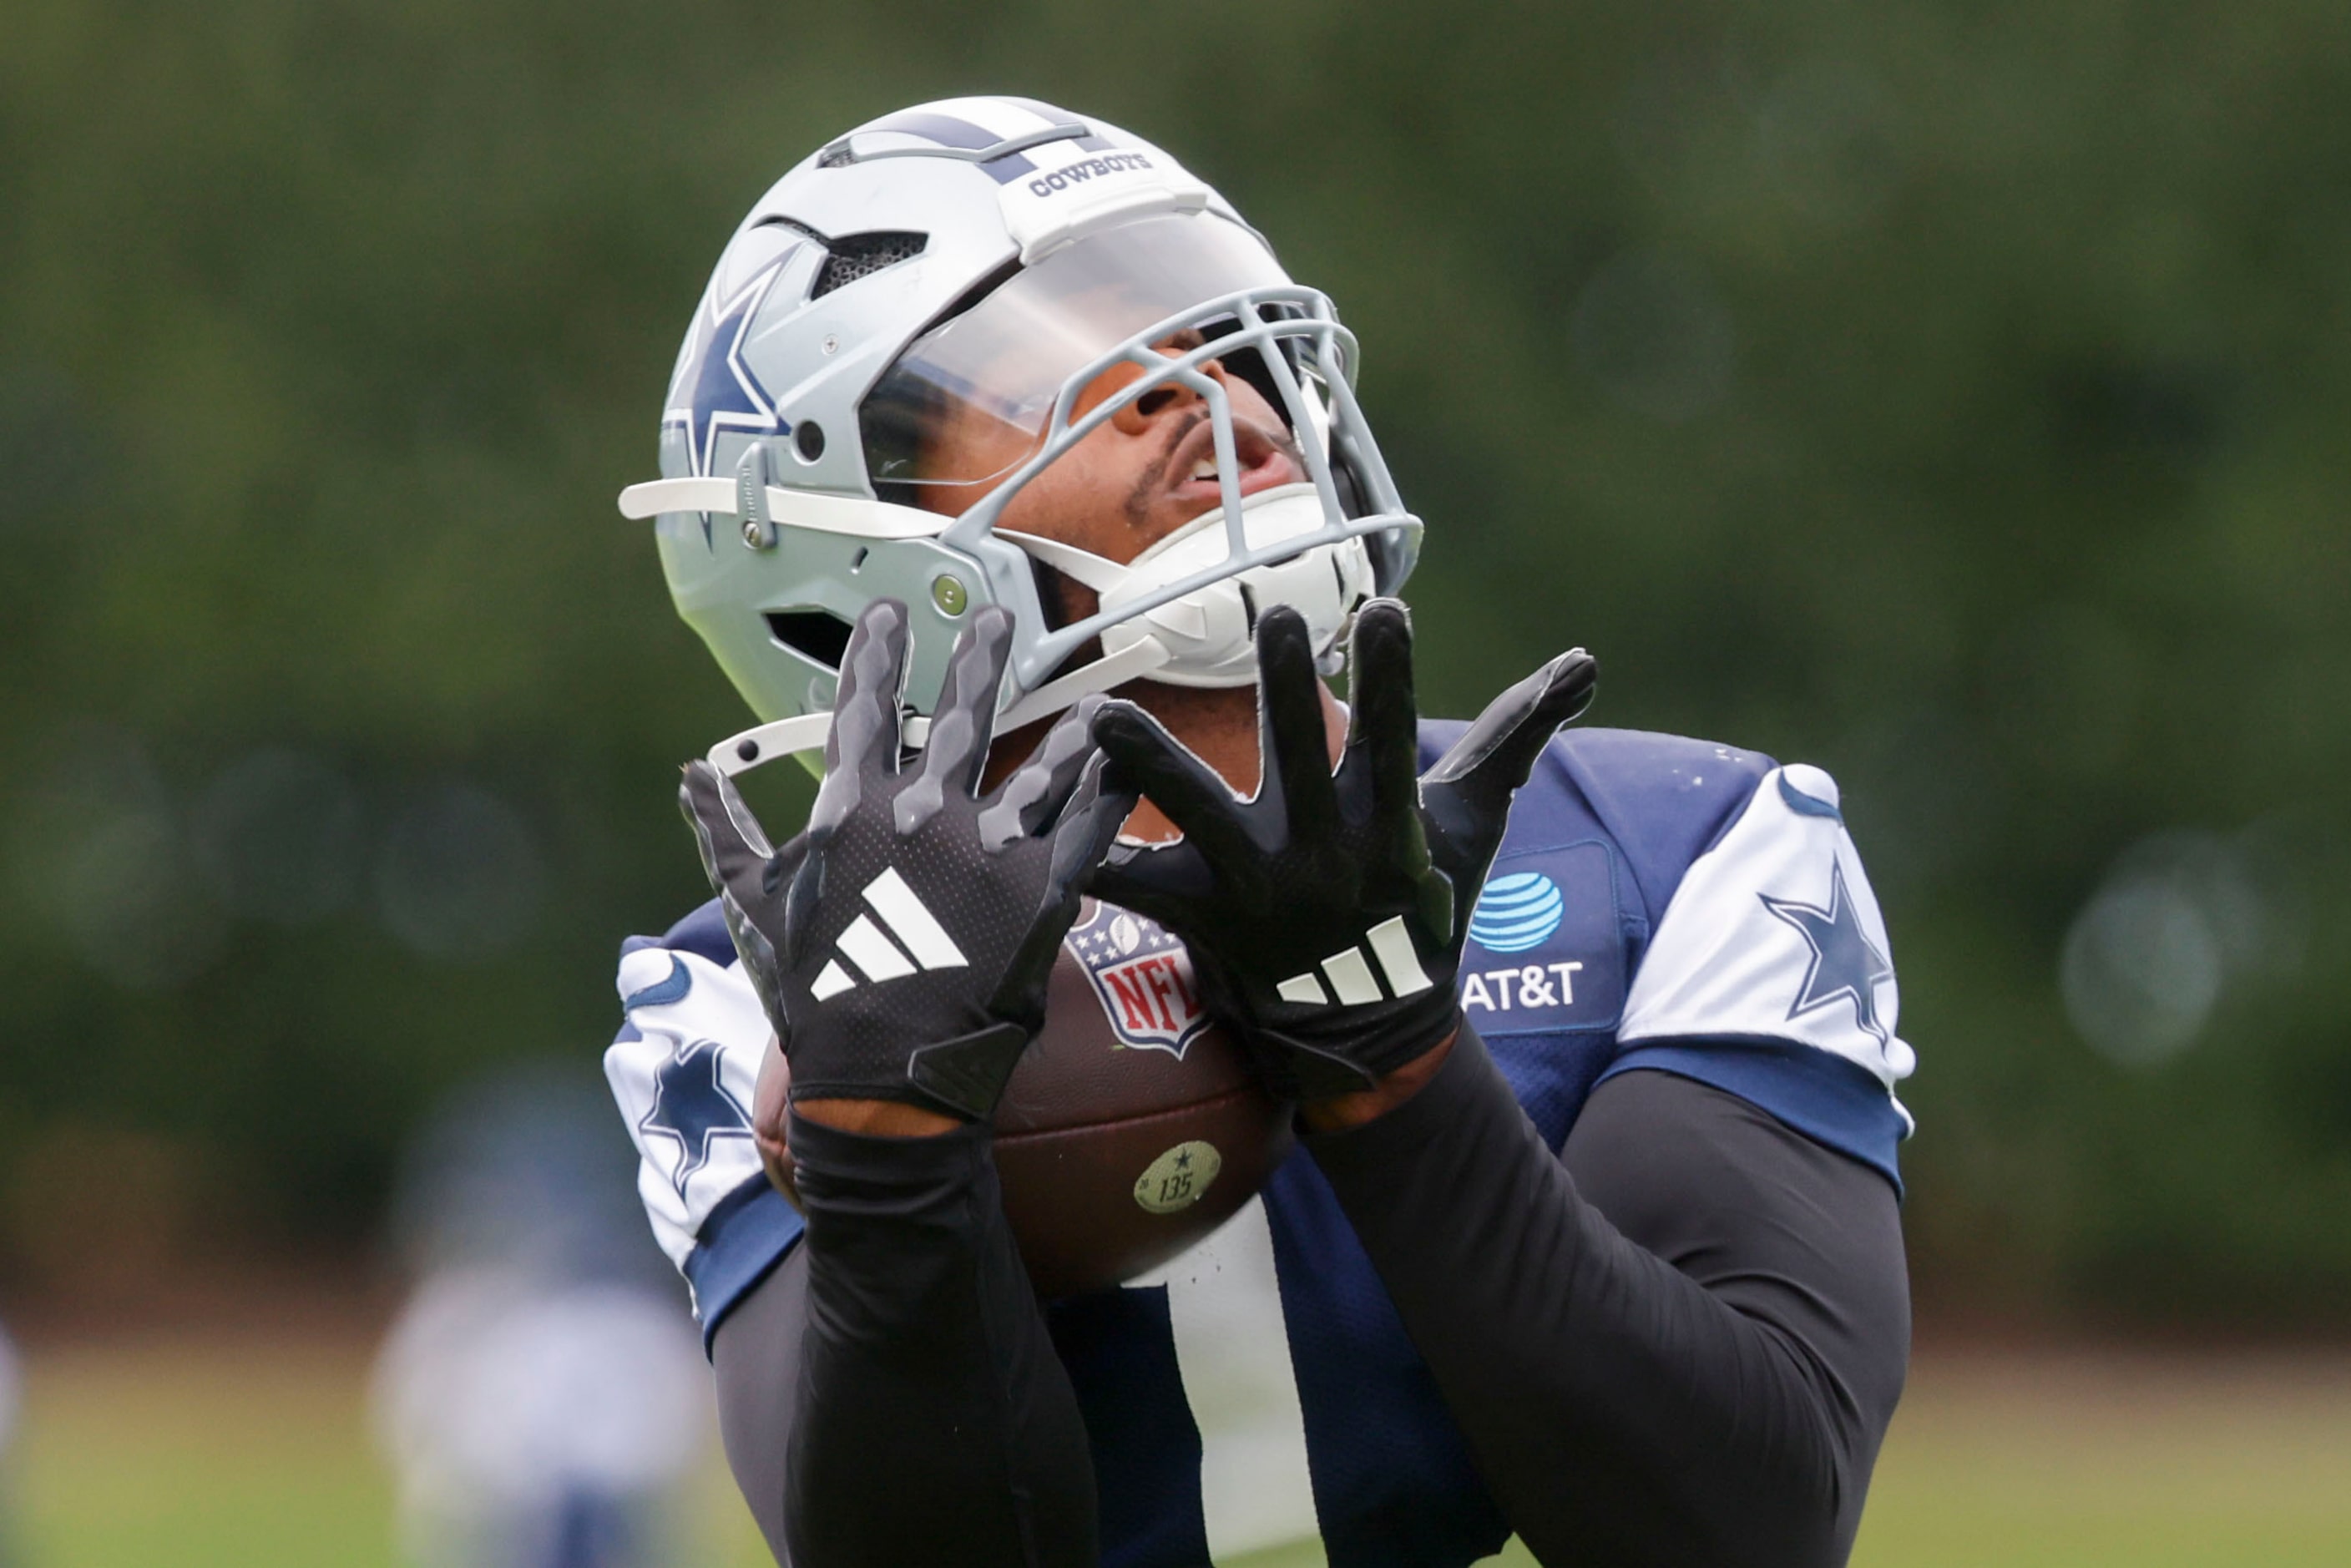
[684,599,1130,1568]
[1307,1020,1905,1568]
[1090,604,1904,1566]
[710,1117,1090,1567]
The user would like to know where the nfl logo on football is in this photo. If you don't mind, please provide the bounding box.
[1065,903,1210,1059]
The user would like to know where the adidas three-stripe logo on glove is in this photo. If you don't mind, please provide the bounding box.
[682,599,1135,1121]
[1090,599,1595,1100]
[1274,916,1436,1007]
[810,867,968,999]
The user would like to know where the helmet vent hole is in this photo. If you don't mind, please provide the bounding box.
[849,547,870,572]
[811,231,928,298]
[794,421,826,461]
[765,608,855,670]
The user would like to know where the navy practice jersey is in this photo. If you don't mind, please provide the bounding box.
[605,726,1915,1568]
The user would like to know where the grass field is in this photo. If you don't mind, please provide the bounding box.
[6,1333,2348,1565]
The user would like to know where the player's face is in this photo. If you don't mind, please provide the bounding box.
[915,331,1307,615]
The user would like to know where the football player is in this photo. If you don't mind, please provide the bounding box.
[605,98,1913,1568]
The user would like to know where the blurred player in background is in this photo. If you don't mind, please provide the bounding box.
[0,1317,17,1565]
[609,99,1913,1566]
[375,1066,711,1568]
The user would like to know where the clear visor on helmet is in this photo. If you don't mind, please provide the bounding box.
[862,213,1312,497]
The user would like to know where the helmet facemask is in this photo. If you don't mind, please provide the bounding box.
[860,211,1420,709]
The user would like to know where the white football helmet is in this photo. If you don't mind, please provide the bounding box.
[618,97,1420,772]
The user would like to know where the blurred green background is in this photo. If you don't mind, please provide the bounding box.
[2,0,2348,1560]
[13,1338,2351,1565]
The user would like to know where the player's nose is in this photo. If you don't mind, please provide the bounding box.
[1108,351,1227,436]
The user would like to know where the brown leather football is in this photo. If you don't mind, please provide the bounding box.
[754,899,1293,1297]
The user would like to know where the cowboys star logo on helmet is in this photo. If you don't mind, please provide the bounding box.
[615,94,1422,779]
[665,253,795,477]
[663,250,799,548]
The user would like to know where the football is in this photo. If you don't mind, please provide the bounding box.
[754,899,1293,1296]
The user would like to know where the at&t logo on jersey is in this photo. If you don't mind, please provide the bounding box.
[1457,845,1626,1029]
[1464,869,1580,1013]
[1469,872,1565,951]
[1065,902,1209,1058]
[1461,959,1587,1015]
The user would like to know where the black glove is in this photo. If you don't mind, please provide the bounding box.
[681,599,1135,1120]
[1088,599,1595,1100]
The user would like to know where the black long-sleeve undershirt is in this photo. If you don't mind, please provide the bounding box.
[713,1022,1908,1567]
[726,1114,1098,1567]
[1307,1025,1909,1566]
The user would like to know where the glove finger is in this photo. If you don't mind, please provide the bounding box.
[1424,647,1598,817]
[1044,751,1143,908]
[1255,604,1341,827]
[679,759,774,905]
[985,756,1144,1034]
[1342,599,1422,837]
[758,829,813,898]
[978,693,1110,850]
[901,604,1014,834]
[1092,700,1260,867]
[1084,836,1212,932]
[782,845,825,968]
[811,599,911,838]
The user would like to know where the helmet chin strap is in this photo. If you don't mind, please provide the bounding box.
[1004,484,1371,688]
[707,633,1176,777]
[677,484,1369,778]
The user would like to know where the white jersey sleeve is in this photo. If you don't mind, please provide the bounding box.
[602,915,786,1319]
[1616,762,1915,1126]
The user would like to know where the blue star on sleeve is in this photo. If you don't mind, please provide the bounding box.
[1758,860,1895,1044]
[636,1038,756,1200]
